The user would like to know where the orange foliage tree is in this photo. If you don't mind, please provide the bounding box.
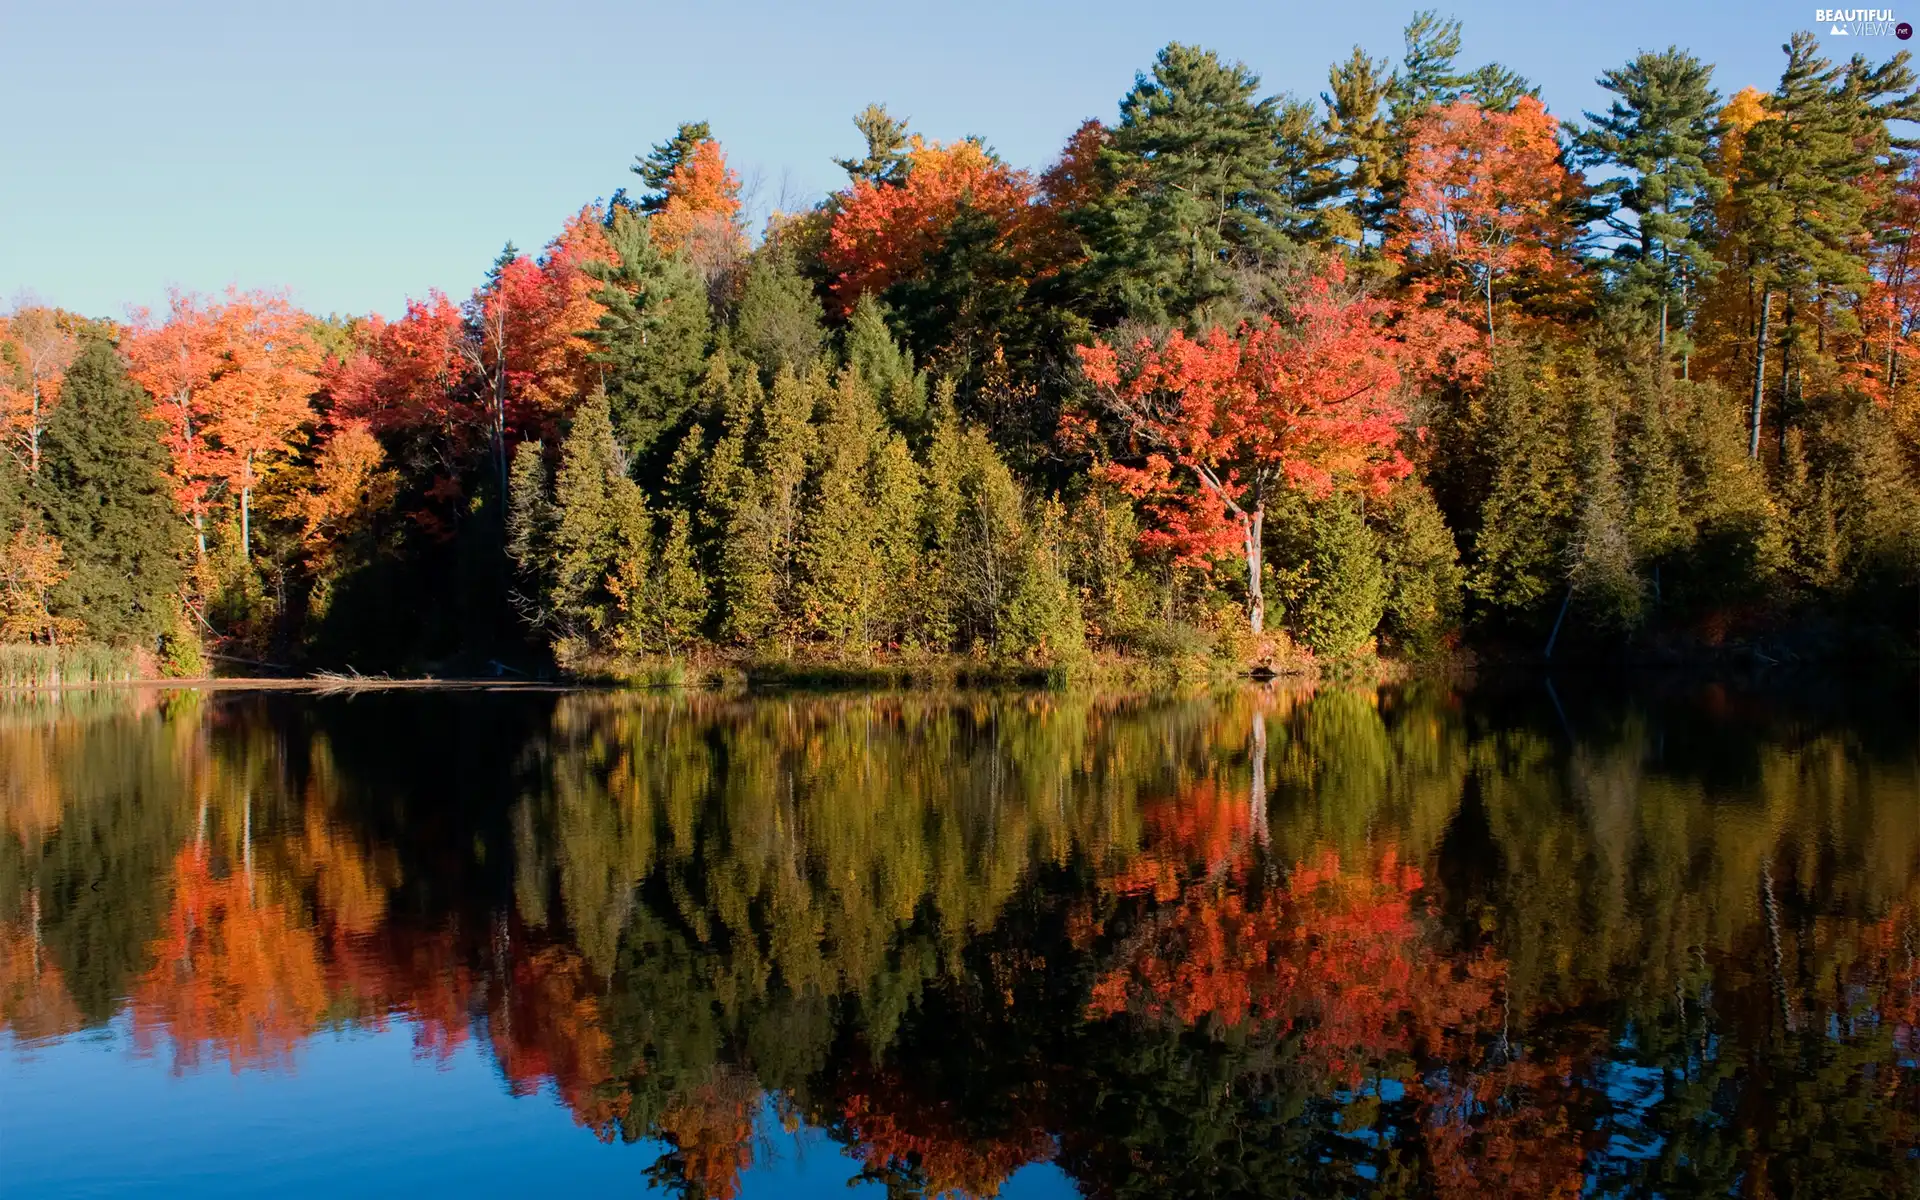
[649,137,746,281]
[464,211,615,494]
[125,292,222,557]
[202,292,319,557]
[1389,95,1578,352]
[1075,259,1409,633]
[0,307,79,476]
[126,290,319,559]
[822,136,1046,317]
[0,525,84,644]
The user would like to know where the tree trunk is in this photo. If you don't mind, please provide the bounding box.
[1778,319,1793,464]
[1750,289,1772,460]
[1249,711,1268,846]
[1485,276,1496,348]
[240,486,251,560]
[1244,509,1265,634]
[194,510,207,561]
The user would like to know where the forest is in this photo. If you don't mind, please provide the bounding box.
[4,13,1919,680]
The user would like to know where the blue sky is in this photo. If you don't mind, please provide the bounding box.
[0,0,1880,321]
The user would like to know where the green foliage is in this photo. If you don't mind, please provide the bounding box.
[1377,481,1461,656]
[1079,43,1303,323]
[834,103,912,185]
[731,235,825,380]
[585,209,712,459]
[31,336,185,646]
[633,120,712,210]
[1574,48,1726,353]
[1462,355,1578,623]
[1568,400,1645,631]
[843,293,929,437]
[1296,496,1388,657]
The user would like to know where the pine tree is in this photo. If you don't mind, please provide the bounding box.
[633,120,713,212]
[1377,480,1462,655]
[732,235,825,381]
[1567,399,1643,631]
[1004,499,1086,665]
[796,374,885,655]
[1465,357,1577,623]
[949,422,1031,654]
[1080,43,1295,322]
[834,104,912,185]
[31,336,184,645]
[1622,383,1691,592]
[709,367,816,648]
[1317,47,1394,247]
[1575,49,1726,356]
[1297,495,1388,657]
[843,294,928,438]
[549,392,650,646]
[584,208,712,460]
[867,432,925,649]
[505,438,555,631]
[1063,484,1151,649]
[1735,35,1915,458]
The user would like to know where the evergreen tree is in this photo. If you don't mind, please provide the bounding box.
[1377,481,1462,655]
[1735,35,1916,457]
[548,392,651,646]
[834,104,912,185]
[1004,499,1086,664]
[732,235,825,381]
[1296,495,1388,657]
[1316,47,1394,247]
[1080,43,1296,322]
[1465,358,1577,623]
[843,294,929,437]
[1621,383,1691,599]
[867,433,925,649]
[1388,10,1469,130]
[634,120,713,212]
[1567,399,1643,631]
[1463,63,1538,112]
[615,507,706,658]
[1063,485,1152,649]
[31,336,184,645]
[1575,49,1726,355]
[585,208,712,460]
[796,374,886,654]
[505,439,555,631]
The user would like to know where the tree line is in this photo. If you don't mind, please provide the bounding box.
[4,13,1918,675]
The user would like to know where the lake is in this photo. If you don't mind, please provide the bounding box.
[2,679,1917,1198]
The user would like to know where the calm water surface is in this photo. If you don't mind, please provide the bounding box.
[2,680,1917,1198]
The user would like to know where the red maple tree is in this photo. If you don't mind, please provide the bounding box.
[1075,259,1409,633]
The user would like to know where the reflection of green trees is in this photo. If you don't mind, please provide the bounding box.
[0,690,203,1022]
[2,681,1917,1197]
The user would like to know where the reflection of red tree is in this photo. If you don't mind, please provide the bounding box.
[131,849,328,1073]
[489,941,627,1132]
[656,1068,761,1200]
[0,915,82,1043]
[1106,781,1250,902]
[1091,849,1424,1052]
[1092,836,1585,1193]
[839,1064,1054,1200]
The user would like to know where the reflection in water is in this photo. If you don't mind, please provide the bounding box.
[2,682,1917,1197]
